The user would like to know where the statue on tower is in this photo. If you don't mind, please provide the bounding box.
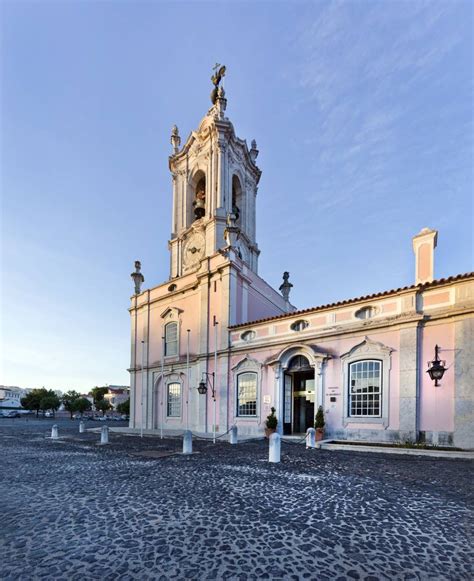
[131,260,145,295]
[279,271,293,302]
[210,64,226,104]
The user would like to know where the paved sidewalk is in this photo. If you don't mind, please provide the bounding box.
[1,419,472,580]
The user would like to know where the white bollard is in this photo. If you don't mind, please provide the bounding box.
[306,427,316,449]
[229,425,238,445]
[100,426,109,445]
[182,430,193,455]
[51,425,59,440]
[79,421,85,433]
[269,432,281,463]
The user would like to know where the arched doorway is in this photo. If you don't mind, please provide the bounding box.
[283,355,315,435]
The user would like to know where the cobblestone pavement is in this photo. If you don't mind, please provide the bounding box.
[0,419,472,580]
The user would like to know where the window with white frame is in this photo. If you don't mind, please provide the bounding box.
[348,360,382,417]
[165,322,178,356]
[167,382,181,417]
[236,372,257,416]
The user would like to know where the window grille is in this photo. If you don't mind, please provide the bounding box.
[237,372,257,416]
[167,382,181,417]
[165,322,178,356]
[349,360,382,417]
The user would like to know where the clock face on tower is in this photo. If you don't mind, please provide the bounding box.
[182,232,205,271]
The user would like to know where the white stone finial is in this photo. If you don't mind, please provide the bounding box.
[412,228,438,285]
[250,139,259,162]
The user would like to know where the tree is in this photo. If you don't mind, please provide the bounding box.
[265,407,278,430]
[95,399,112,416]
[40,392,61,417]
[91,386,108,405]
[315,406,325,429]
[62,390,82,419]
[117,398,130,415]
[21,388,47,417]
[73,397,92,416]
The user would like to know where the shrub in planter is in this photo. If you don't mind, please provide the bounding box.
[265,407,278,438]
[315,406,325,441]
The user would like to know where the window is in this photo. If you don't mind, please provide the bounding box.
[167,382,181,417]
[349,360,381,417]
[165,322,178,356]
[237,372,257,416]
[355,306,376,320]
[241,330,256,342]
[168,283,177,292]
[291,320,309,332]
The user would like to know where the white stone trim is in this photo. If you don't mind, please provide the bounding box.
[341,337,393,428]
[232,356,262,420]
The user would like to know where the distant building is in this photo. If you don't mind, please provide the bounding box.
[0,386,27,409]
[102,386,130,410]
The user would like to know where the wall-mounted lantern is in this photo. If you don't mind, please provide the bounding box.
[426,344,447,386]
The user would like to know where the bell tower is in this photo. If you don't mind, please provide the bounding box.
[168,67,261,278]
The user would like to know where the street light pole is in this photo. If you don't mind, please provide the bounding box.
[160,335,165,439]
[186,329,190,431]
[213,321,218,444]
[140,340,145,438]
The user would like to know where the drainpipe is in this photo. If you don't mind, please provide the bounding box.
[204,258,211,433]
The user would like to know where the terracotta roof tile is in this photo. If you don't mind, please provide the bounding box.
[228,272,474,330]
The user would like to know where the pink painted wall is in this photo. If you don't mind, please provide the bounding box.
[419,323,454,432]
[229,330,401,433]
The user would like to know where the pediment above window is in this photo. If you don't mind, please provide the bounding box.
[340,336,393,360]
[160,307,183,320]
[232,355,262,373]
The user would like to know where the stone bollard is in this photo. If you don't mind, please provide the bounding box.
[229,425,238,445]
[182,430,192,455]
[79,421,85,433]
[269,432,281,463]
[100,426,109,445]
[51,425,59,440]
[306,427,316,449]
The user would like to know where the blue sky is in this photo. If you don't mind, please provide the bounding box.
[1,0,472,393]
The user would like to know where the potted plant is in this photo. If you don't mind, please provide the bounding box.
[265,407,278,438]
[315,406,325,441]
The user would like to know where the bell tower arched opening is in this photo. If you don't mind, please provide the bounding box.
[232,174,243,225]
[187,170,206,226]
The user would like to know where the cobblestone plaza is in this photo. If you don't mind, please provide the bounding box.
[1,420,472,580]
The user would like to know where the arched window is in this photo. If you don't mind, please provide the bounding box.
[288,355,312,371]
[236,372,257,417]
[167,382,181,417]
[348,360,382,417]
[165,322,178,357]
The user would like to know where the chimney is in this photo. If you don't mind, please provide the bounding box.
[412,228,438,285]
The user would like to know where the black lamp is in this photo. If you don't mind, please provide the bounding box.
[197,372,215,399]
[426,344,446,386]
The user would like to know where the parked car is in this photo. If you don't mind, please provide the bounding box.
[2,410,21,418]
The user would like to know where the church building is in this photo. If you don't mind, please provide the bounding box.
[128,72,473,450]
